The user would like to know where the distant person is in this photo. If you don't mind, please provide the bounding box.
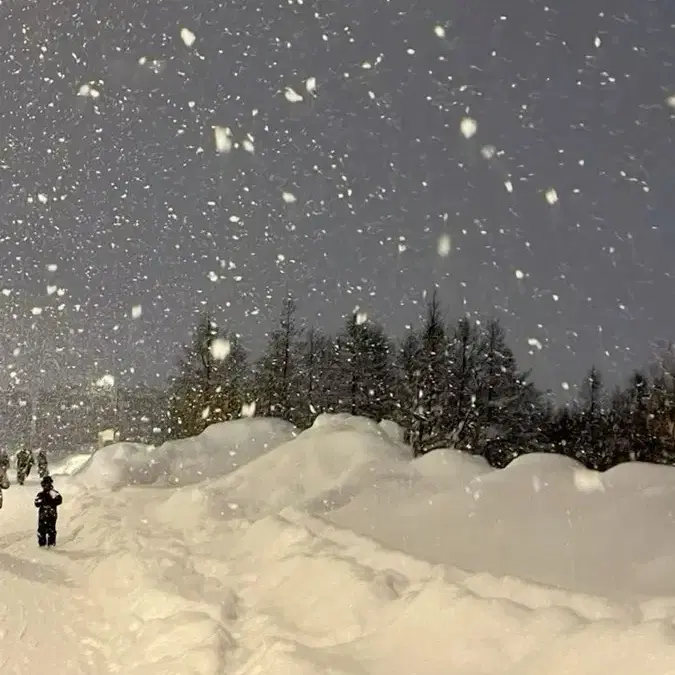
[34,475,62,547]
[16,447,34,485]
[0,448,9,473]
[37,449,49,478]
[0,451,9,509]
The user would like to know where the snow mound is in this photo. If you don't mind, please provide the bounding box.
[378,419,406,443]
[51,452,94,476]
[192,413,412,520]
[73,418,296,489]
[326,447,675,597]
[413,447,493,483]
[4,413,675,673]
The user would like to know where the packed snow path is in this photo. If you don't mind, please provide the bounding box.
[0,476,110,674]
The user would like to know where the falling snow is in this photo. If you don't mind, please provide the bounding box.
[437,234,452,257]
[0,0,669,462]
[209,338,231,361]
[460,117,478,139]
[180,27,196,47]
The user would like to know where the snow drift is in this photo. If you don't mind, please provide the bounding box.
[3,413,675,674]
[73,418,297,489]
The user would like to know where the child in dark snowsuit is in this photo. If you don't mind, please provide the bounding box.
[34,475,62,547]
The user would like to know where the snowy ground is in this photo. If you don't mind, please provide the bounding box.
[1,413,675,673]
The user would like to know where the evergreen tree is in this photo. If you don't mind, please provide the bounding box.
[254,296,301,422]
[294,327,338,427]
[444,316,481,450]
[412,291,450,453]
[394,330,422,448]
[577,365,607,468]
[472,318,543,465]
[166,314,248,439]
[334,313,396,421]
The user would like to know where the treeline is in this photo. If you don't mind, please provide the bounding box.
[165,293,675,471]
[4,292,675,471]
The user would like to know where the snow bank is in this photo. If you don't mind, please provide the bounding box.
[195,413,413,519]
[73,418,297,490]
[326,449,675,598]
[51,452,94,476]
[4,413,675,673]
[64,490,675,675]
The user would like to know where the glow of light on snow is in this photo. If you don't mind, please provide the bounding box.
[573,469,605,494]
[213,126,233,153]
[201,406,211,420]
[437,234,452,257]
[209,338,231,361]
[31,307,43,316]
[131,305,143,319]
[282,191,297,203]
[434,25,446,38]
[552,294,559,302]
[561,381,570,390]
[305,77,317,95]
[666,95,675,109]
[527,338,543,351]
[180,27,196,47]
[515,269,525,280]
[46,285,57,295]
[46,264,58,272]
[504,180,513,193]
[284,87,303,103]
[480,145,496,159]
[594,36,601,48]
[460,117,477,139]
[355,311,368,325]
[241,401,256,418]
[37,193,48,204]
[242,138,255,154]
[545,188,558,205]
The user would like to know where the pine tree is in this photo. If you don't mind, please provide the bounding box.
[334,313,396,421]
[294,327,338,427]
[413,291,450,453]
[394,330,422,448]
[444,316,481,450]
[166,314,248,439]
[472,318,542,465]
[254,296,301,422]
[577,365,607,468]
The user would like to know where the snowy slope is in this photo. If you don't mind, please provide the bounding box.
[1,414,675,674]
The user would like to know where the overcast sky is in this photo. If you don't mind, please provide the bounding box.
[1,0,674,398]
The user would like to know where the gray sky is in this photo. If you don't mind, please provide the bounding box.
[1,0,674,399]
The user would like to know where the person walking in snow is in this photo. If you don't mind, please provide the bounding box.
[0,448,9,473]
[0,450,10,510]
[16,446,34,485]
[34,475,62,547]
[36,448,49,478]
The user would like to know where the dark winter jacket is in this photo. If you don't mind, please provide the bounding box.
[34,488,62,521]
